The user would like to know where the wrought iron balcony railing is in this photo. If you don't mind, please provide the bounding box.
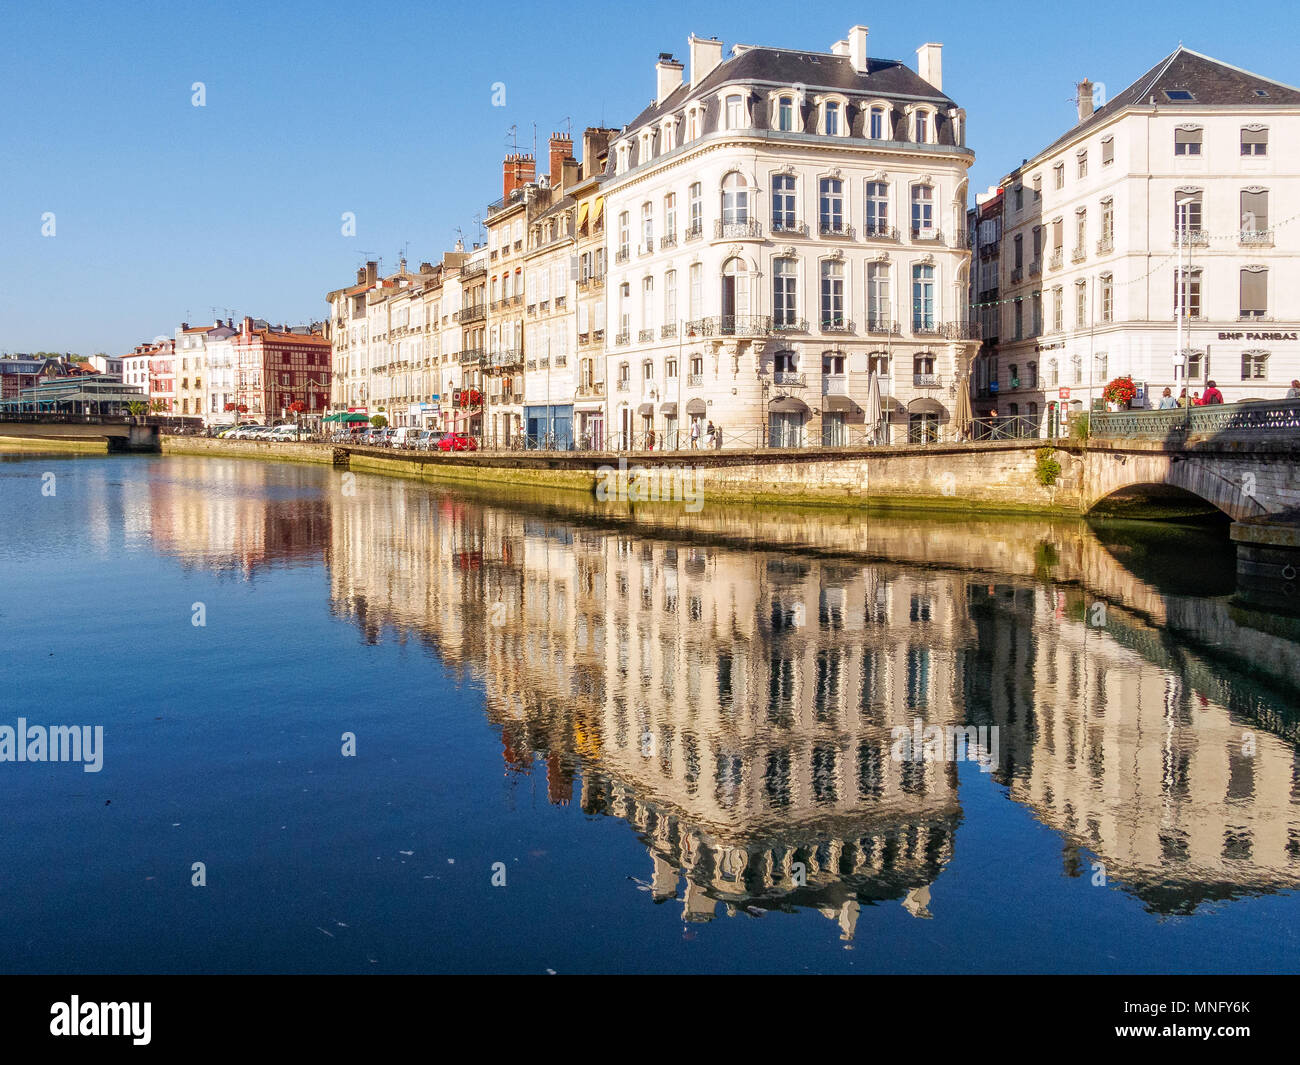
[714,219,763,240]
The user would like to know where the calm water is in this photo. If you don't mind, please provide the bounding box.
[1,452,1298,974]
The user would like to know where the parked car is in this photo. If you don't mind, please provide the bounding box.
[437,432,477,452]
[269,424,303,441]
[391,426,421,449]
[228,424,265,439]
[415,429,440,451]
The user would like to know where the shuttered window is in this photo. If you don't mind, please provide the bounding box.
[1240,269,1267,317]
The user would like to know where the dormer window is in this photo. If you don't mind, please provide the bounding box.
[685,106,702,141]
[639,130,654,162]
[868,105,888,140]
[776,94,796,132]
[616,142,631,173]
[825,100,841,136]
[725,94,746,130]
[661,118,677,152]
[913,109,930,143]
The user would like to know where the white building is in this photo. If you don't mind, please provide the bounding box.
[600,27,975,448]
[991,47,1300,426]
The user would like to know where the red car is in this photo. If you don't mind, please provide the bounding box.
[437,432,477,452]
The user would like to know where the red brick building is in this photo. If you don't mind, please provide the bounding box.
[230,317,332,420]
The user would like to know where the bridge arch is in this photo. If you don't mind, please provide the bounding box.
[1082,448,1271,522]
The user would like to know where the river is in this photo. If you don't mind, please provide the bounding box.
[1,451,1297,973]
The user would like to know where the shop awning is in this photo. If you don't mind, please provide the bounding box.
[323,413,343,422]
[659,402,677,417]
[908,397,946,416]
[593,196,604,220]
[637,402,655,416]
[822,395,858,413]
[577,202,590,228]
[769,396,809,414]
[685,398,707,415]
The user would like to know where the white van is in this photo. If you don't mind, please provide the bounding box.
[391,426,421,449]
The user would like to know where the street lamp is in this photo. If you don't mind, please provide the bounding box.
[1174,194,1198,413]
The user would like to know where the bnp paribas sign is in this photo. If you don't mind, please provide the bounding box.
[1217,330,1298,341]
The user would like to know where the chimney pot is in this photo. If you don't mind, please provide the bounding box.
[656,53,684,104]
[916,42,943,91]
[688,34,724,87]
[1077,78,1095,123]
[848,25,869,74]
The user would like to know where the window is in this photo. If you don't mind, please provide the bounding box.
[1032,225,1042,261]
[1053,163,1065,189]
[1241,127,1268,156]
[1241,350,1269,380]
[1051,218,1063,254]
[825,100,842,136]
[1077,150,1088,178]
[661,120,676,153]
[617,212,630,258]
[686,107,701,141]
[776,95,795,132]
[868,351,890,375]
[1101,198,1114,243]
[665,269,677,324]
[642,358,654,381]
[1071,354,1083,384]
[1052,286,1064,332]
[689,263,702,318]
[819,177,844,235]
[1240,268,1267,318]
[1008,363,1018,388]
[867,262,890,328]
[640,202,653,252]
[773,258,798,327]
[772,174,797,231]
[1174,192,1202,234]
[1100,273,1113,322]
[910,185,933,237]
[1164,89,1195,102]
[823,352,844,375]
[1175,128,1202,156]
[1075,208,1087,250]
[1175,268,1202,318]
[1101,136,1114,165]
[820,261,844,328]
[1031,291,1042,335]
[1075,280,1087,327]
[912,264,935,331]
[688,182,702,235]
[1241,188,1269,233]
[720,257,749,326]
[721,172,749,224]
[1094,352,1108,379]
[666,358,678,378]
[1013,299,1023,339]
[664,193,676,238]
[619,283,630,338]
[913,109,929,143]
[869,106,886,139]
[1047,358,1058,386]
[1014,186,1024,211]
[1026,361,1038,388]
[1012,234,1023,270]
[725,94,745,129]
[642,277,654,331]
[865,181,889,236]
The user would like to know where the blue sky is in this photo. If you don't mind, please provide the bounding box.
[2,0,1297,354]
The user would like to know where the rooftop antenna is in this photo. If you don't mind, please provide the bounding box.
[506,123,520,152]
[559,115,573,139]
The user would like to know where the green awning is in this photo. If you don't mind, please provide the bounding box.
[326,412,370,423]
[323,413,343,422]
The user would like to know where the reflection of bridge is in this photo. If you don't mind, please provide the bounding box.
[0,413,164,452]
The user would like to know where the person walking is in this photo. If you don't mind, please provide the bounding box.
[646,427,655,451]
[1202,380,1224,405]
[1191,391,1203,406]
[705,420,716,449]
[1178,387,1190,408]
[689,418,700,449]
[1286,379,1300,399]
[1158,387,1178,410]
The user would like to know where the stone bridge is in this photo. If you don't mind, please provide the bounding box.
[0,413,164,452]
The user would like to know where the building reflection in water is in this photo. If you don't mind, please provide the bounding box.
[151,461,1300,936]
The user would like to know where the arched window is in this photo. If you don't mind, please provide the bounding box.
[720,257,750,332]
[775,94,796,132]
[772,258,798,328]
[868,351,890,376]
[640,202,654,253]
[725,93,746,130]
[911,185,934,237]
[721,172,749,225]
[868,105,889,140]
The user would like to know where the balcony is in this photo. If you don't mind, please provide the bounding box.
[1240,228,1274,246]
[714,219,762,240]
[820,318,854,334]
[913,373,943,388]
[660,233,677,249]
[774,371,806,387]
[942,322,978,340]
[1174,228,1209,246]
[616,379,630,392]
[459,348,485,365]
[911,228,943,243]
[950,231,971,250]
[615,332,630,346]
[686,373,704,388]
[911,321,944,337]
[822,375,848,396]
[770,220,809,237]
[637,329,654,343]
[614,249,630,264]
[460,261,487,280]
[864,318,901,336]
[685,315,773,338]
[1070,246,1087,263]
[863,224,900,241]
[454,305,485,324]
[485,349,523,371]
[660,323,677,339]
[772,317,809,333]
[526,303,536,316]
[1010,266,1024,282]
[1048,249,1063,270]
[576,275,605,292]
[577,332,593,347]
[684,223,703,243]
[1096,236,1114,255]
[639,241,655,257]
[577,380,605,397]
[1028,260,1042,277]
[819,222,855,239]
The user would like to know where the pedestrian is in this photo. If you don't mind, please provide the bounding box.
[1202,379,1224,405]
[713,423,722,449]
[1192,391,1203,406]
[1177,387,1190,408]
[1288,379,1300,399]
[646,427,656,451]
[705,420,716,449]
[689,418,700,449]
[1157,387,1177,410]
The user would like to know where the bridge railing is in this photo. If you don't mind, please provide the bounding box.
[1090,399,1300,440]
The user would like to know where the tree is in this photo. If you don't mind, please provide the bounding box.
[370,414,388,429]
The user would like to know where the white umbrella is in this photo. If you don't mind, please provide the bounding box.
[865,371,884,445]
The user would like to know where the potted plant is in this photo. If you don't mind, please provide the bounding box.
[1102,375,1136,411]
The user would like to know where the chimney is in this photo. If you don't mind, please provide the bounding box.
[656,53,684,104]
[688,35,723,87]
[502,152,536,199]
[581,127,616,179]
[226,318,233,328]
[366,261,378,285]
[398,257,407,275]
[214,319,222,329]
[830,40,849,57]
[848,26,869,74]
[916,43,943,91]
[548,133,574,189]
[181,322,189,331]
[241,316,253,335]
[454,237,465,253]
[1077,78,1095,123]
